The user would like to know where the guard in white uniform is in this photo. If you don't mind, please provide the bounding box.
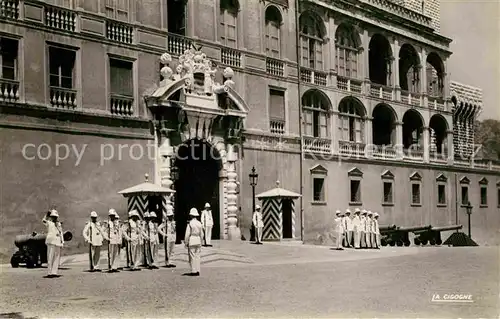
[252,205,264,244]
[366,211,373,248]
[147,212,160,269]
[360,210,367,248]
[344,209,353,248]
[104,209,122,272]
[42,210,64,278]
[373,212,380,249]
[200,203,214,247]
[83,211,104,272]
[123,210,142,271]
[334,210,344,250]
[139,212,149,267]
[184,208,204,276]
[352,208,361,249]
[158,209,176,268]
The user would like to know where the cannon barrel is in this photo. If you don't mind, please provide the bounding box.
[431,225,463,232]
[398,225,432,232]
[379,224,397,232]
[14,231,72,248]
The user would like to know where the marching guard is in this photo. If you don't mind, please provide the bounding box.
[252,205,264,244]
[352,209,361,249]
[139,212,150,267]
[366,211,373,248]
[104,209,122,272]
[158,209,176,268]
[42,210,64,278]
[343,209,353,248]
[147,212,160,269]
[200,203,214,247]
[373,212,380,249]
[360,210,367,248]
[83,211,104,272]
[123,210,142,271]
[184,208,204,276]
[334,210,344,250]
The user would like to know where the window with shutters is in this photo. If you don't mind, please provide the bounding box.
[105,0,128,21]
[220,0,239,48]
[338,97,365,143]
[299,11,324,70]
[302,90,330,139]
[335,24,359,78]
[310,164,328,204]
[49,46,75,89]
[265,6,282,58]
[269,89,286,133]
[383,182,393,205]
[437,184,446,205]
[480,186,488,207]
[350,180,361,204]
[109,58,133,96]
[411,183,421,205]
[0,37,18,80]
[313,178,325,202]
[461,186,469,206]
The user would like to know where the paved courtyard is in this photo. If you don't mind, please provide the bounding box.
[0,241,498,318]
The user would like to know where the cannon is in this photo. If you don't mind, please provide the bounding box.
[380,225,432,247]
[11,231,72,268]
[413,225,463,246]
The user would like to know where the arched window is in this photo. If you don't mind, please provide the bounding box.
[338,98,365,143]
[265,6,282,58]
[220,0,239,48]
[302,90,330,138]
[299,11,325,70]
[335,24,360,78]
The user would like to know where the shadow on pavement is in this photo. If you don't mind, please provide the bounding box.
[0,312,38,319]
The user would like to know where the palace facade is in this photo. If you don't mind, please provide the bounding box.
[0,0,499,256]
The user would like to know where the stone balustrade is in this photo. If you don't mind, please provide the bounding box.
[269,119,285,135]
[428,96,445,111]
[300,68,327,86]
[0,0,19,19]
[0,79,20,102]
[167,33,192,56]
[49,86,77,109]
[221,47,241,67]
[110,94,134,116]
[339,141,365,157]
[370,83,393,100]
[337,76,362,94]
[106,20,133,44]
[44,4,76,32]
[266,58,284,77]
[303,137,331,154]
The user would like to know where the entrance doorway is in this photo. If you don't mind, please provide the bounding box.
[282,199,293,239]
[173,139,221,243]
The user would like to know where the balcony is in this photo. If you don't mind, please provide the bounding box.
[49,87,77,109]
[0,79,20,102]
[371,145,397,159]
[110,94,134,116]
[0,0,19,20]
[303,137,331,154]
[370,83,393,100]
[269,118,285,135]
[339,141,366,157]
[166,33,192,56]
[266,58,284,77]
[401,90,421,106]
[403,147,424,161]
[44,4,76,32]
[429,149,448,164]
[221,47,241,68]
[428,96,445,111]
[337,76,362,94]
[300,68,327,86]
[106,20,133,44]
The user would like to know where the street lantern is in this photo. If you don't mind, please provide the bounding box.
[465,201,473,239]
[249,166,258,241]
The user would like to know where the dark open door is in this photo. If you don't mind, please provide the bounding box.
[282,199,293,239]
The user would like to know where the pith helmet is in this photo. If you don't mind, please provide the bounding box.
[345,209,351,214]
[354,208,361,214]
[374,212,380,217]
[150,212,157,218]
[367,211,373,216]
[50,210,59,217]
[166,210,174,217]
[144,212,150,218]
[129,210,139,217]
[335,210,341,216]
[108,209,116,216]
[256,204,261,210]
[361,209,367,214]
[189,208,199,216]
[90,211,98,218]
[204,203,211,208]
[114,213,120,219]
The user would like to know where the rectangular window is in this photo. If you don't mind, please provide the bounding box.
[105,0,128,21]
[220,10,237,48]
[480,186,488,206]
[109,58,133,96]
[49,47,76,89]
[383,182,393,204]
[313,178,325,202]
[350,180,361,203]
[438,184,446,205]
[0,37,18,80]
[461,186,469,205]
[269,89,285,120]
[411,183,421,205]
[497,188,500,207]
[337,48,357,78]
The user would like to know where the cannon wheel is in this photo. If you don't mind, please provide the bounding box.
[25,250,38,268]
[381,239,387,246]
[421,239,428,245]
[429,238,436,246]
[389,241,395,247]
[414,238,420,245]
[404,240,411,247]
[436,238,442,245]
[396,241,403,247]
[10,255,19,268]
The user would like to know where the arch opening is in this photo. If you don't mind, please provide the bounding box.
[402,109,424,149]
[399,43,420,93]
[335,23,361,78]
[302,89,331,138]
[299,11,325,70]
[372,104,396,146]
[338,97,366,143]
[429,114,448,154]
[265,5,282,58]
[173,139,223,242]
[426,52,445,97]
[369,34,393,86]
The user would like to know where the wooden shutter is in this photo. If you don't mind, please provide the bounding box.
[266,23,280,58]
[300,36,309,67]
[269,89,285,120]
[303,110,313,136]
[319,113,328,138]
[110,59,133,96]
[315,40,323,71]
[351,51,358,78]
[226,12,237,48]
[355,118,363,143]
[338,48,345,76]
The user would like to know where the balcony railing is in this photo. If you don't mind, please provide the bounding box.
[303,137,331,154]
[166,33,192,56]
[403,147,424,161]
[49,87,77,109]
[429,149,448,163]
[44,4,76,32]
[428,96,445,111]
[0,78,20,102]
[269,118,285,135]
[372,145,397,159]
[401,90,421,106]
[370,83,393,100]
[0,0,19,20]
[337,76,362,94]
[110,94,134,116]
[266,58,284,77]
[300,68,327,86]
[221,47,241,67]
[339,141,366,157]
[106,20,133,44]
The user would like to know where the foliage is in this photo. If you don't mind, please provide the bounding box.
[474,119,500,160]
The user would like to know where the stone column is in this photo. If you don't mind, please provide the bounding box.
[362,30,369,81]
[159,132,174,212]
[392,38,400,100]
[364,116,373,157]
[394,121,404,159]
[226,144,240,240]
[423,126,430,163]
[446,129,454,165]
[420,48,428,108]
[331,110,339,154]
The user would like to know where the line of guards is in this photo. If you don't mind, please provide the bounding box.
[42,204,216,278]
[334,209,381,250]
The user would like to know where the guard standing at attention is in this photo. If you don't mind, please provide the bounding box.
[184,208,204,276]
[83,211,104,272]
[252,204,264,244]
[147,212,160,269]
[373,212,380,249]
[366,211,373,248]
[352,208,361,249]
[139,212,149,267]
[123,210,142,271]
[334,210,344,250]
[200,203,214,247]
[344,209,353,248]
[104,209,122,272]
[158,209,176,268]
[42,210,64,278]
[360,210,367,248]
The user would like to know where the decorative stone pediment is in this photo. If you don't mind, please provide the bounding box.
[409,171,422,181]
[478,177,488,185]
[381,170,394,179]
[310,164,328,175]
[348,167,363,177]
[436,173,447,182]
[460,176,470,184]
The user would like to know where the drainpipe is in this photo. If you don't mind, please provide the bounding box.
[454,173,458,231]
[294,0,305,242]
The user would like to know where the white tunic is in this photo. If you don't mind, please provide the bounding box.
[106,220,122,245]
[345,216,354,231]
[374,219,380,234]
[83,222,104,246]
[43,218,64,247]
[360,216,367,232]
[201,209,214,227]
[252,211,264,228]
[352,215,361,231]
[159,221,177,242]
[334,217,344,234]
[147,221,160,244]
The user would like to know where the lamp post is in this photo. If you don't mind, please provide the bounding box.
[465,201,473,239]
[169,158,181,245]
[249,166,258,242]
